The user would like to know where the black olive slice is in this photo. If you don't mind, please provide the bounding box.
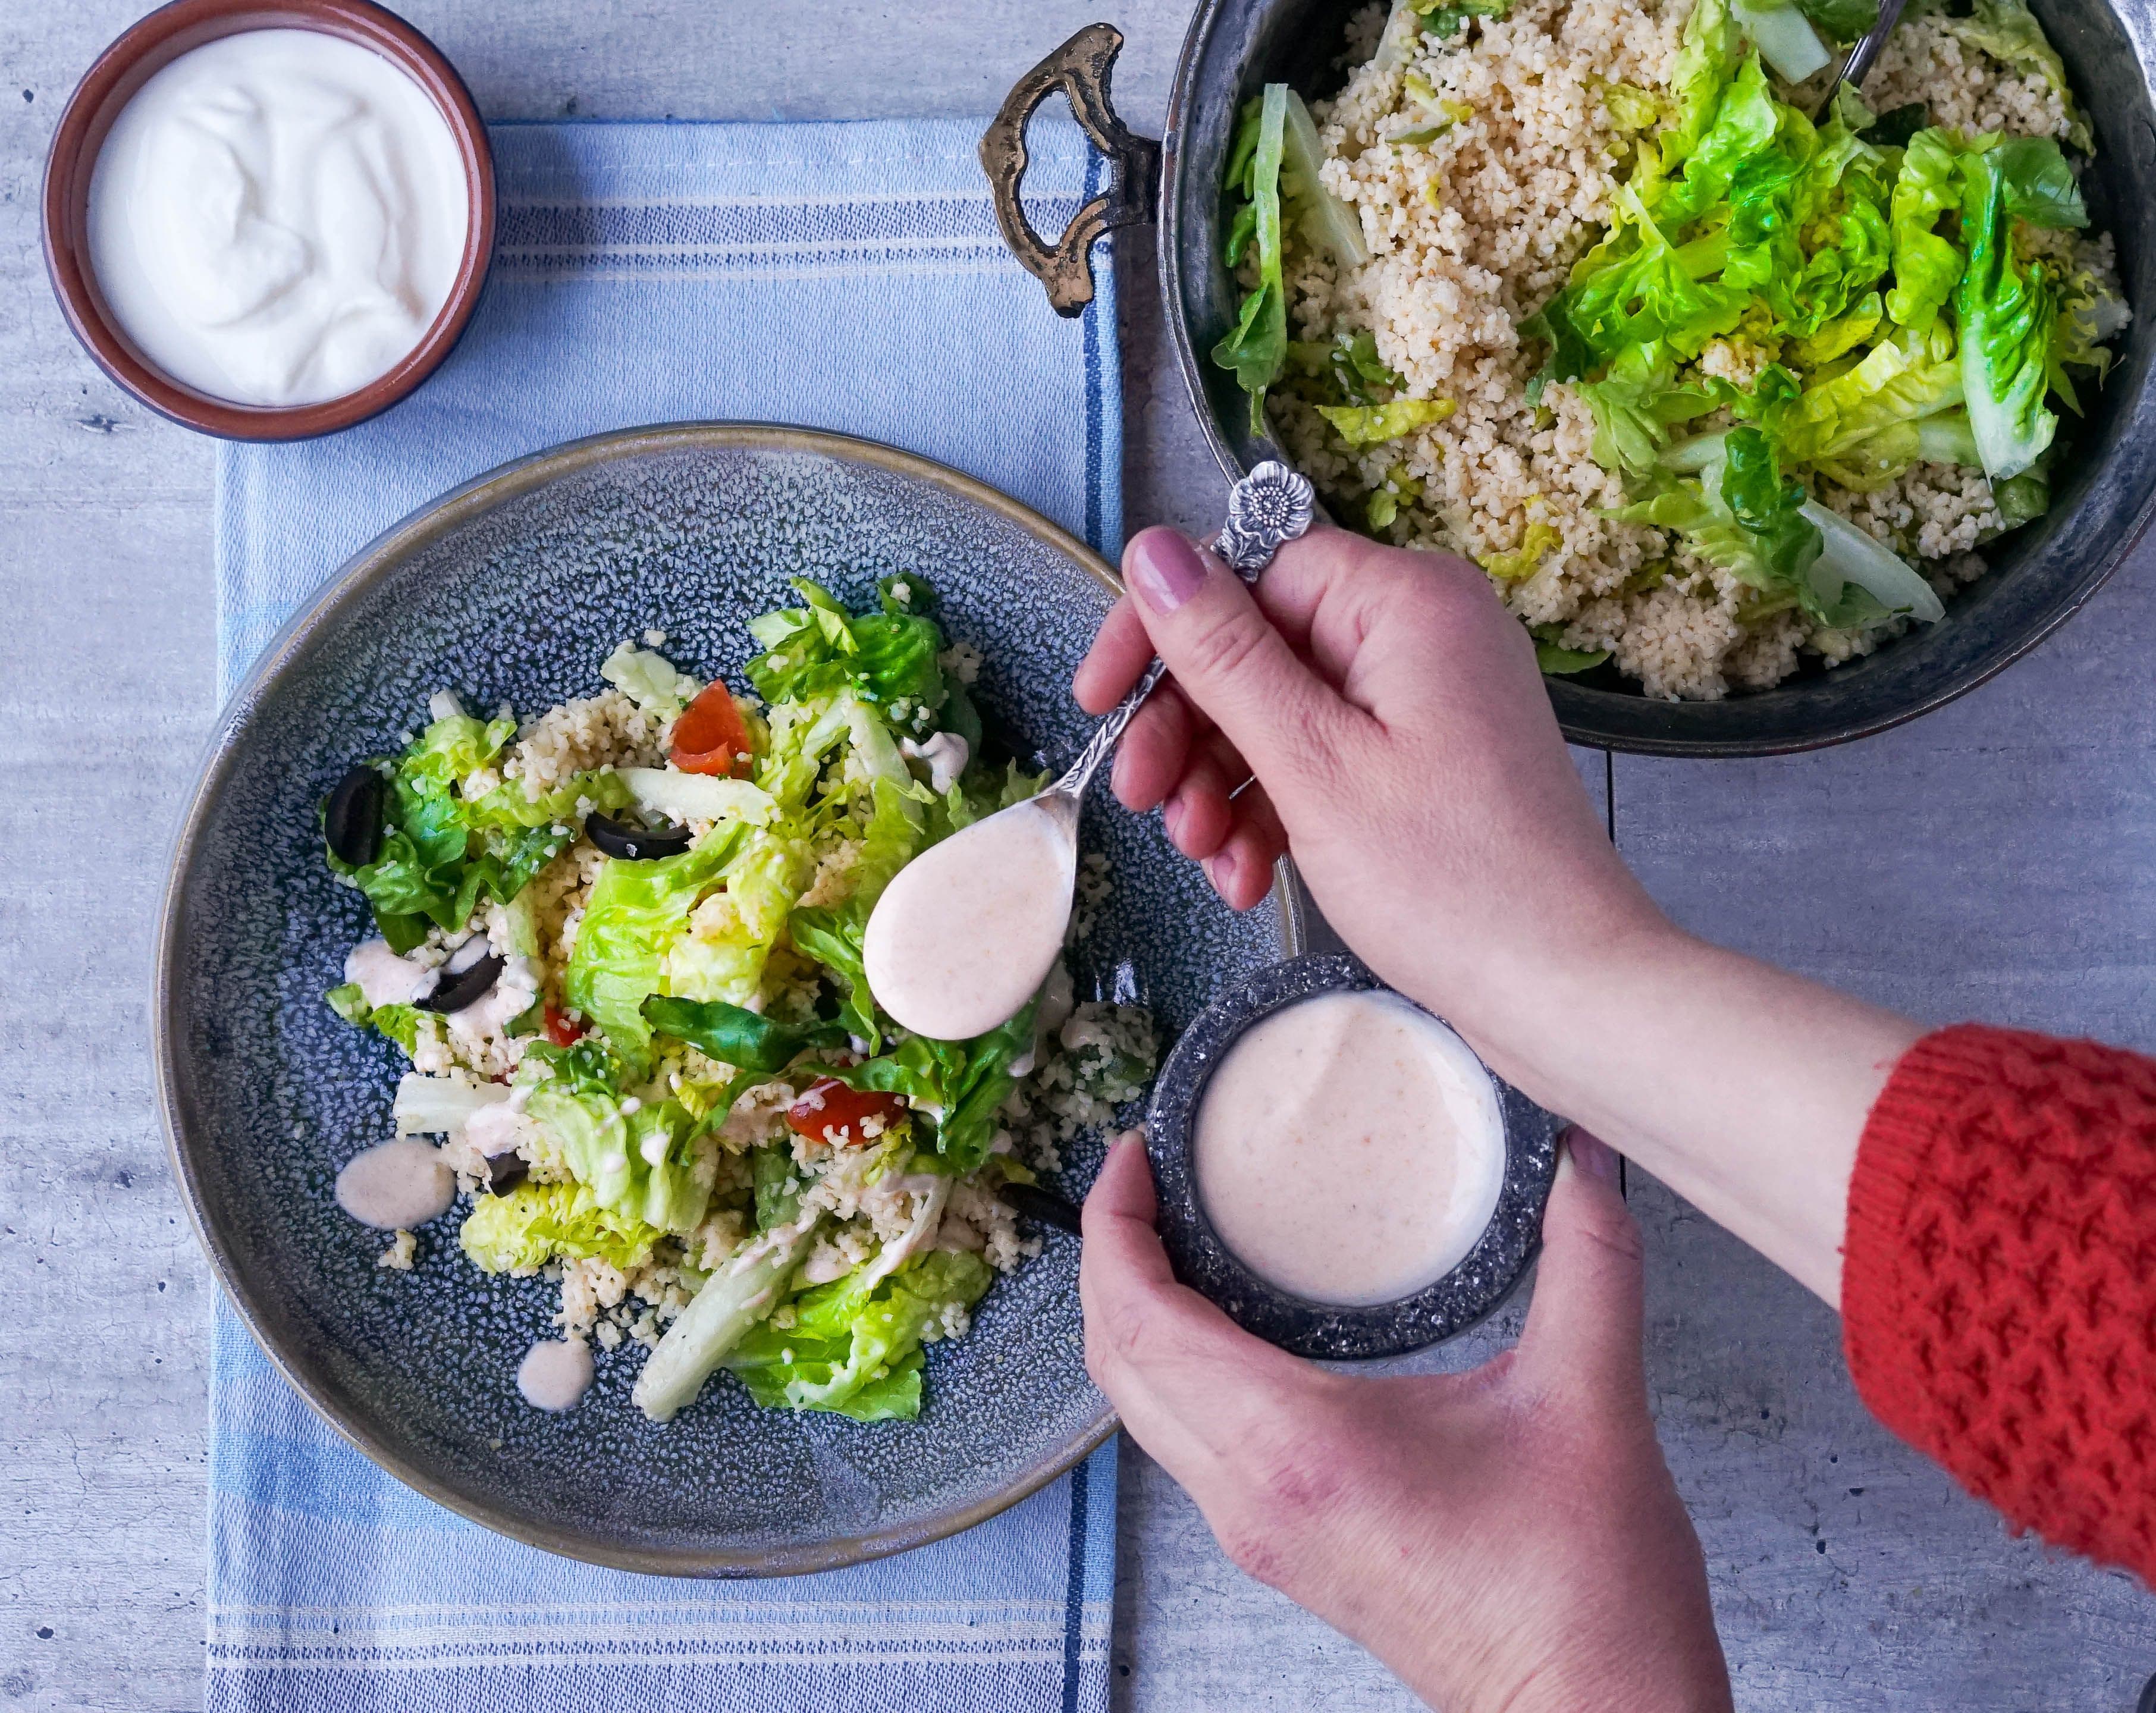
[417,952,504,1014]
[325,764,385,867]
[997,1181,1083,1236]
[586,809,693,861]
[482,1152,530,1194]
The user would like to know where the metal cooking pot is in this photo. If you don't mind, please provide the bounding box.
[983,4,2156,755]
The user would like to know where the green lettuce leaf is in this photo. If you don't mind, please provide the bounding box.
[1731,0,1832,81]
[1956,146,2060,479]
[1412,0,1511,39]
[325,981,424,1056]
[1577,341,1724,474]
[1987,136,2086,230]
[723,1250,994,1421]
[827,998,1039,1172]
[459,1181,664,1274]
[1663,0,1744,170]
[600,643,701,720]
[325,707,630,953]
[663,827,817,1009]
[1783,328,1964,464]
[1886,128,1966,333]
[1800,500,1948,622]
[642,995,849,1073]
[745,578,949,716]
[2048,261,2130,412]
[752,1144,805,1232]
[1796,0,1876,39]
[1533,633,1612,674]
[525,1082,712,1234]
[563,830,743,1072]
[1279,88,1369,268]
[1719,426,1825,593]
[1213,85,1291,434]
[1315,397,1456,445]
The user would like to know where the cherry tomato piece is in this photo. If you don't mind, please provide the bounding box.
[544,1005,587,1049]
[785,1077,906,1147]
[670,681,755,777]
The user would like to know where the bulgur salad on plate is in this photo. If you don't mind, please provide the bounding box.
[1218,0,2129,698]
[319,575,1155,1423]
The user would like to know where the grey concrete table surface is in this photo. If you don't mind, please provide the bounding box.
[3,2,2152,1708]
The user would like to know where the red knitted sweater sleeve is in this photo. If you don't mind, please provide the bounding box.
[1843,1024,2156,1581]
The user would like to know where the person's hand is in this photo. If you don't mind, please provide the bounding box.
[1082,1127,1731,1713]
[1072,525,1668,1054]
[1073,526,1920,1302]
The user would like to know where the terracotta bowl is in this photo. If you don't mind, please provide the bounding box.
[41,0,495,441]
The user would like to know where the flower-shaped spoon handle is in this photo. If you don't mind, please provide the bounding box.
[1053,462,1316,798]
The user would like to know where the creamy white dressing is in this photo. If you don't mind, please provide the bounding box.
[345,938,429,1009]
[443,953,538,1047]
[900,731,971,793]
[462,1099,532,1158]
[516,1338,595,1412]
[862,797,1078,1041]
[86,29,469,406]
[1193,990,1505,1307]
[335,1138,454,1230]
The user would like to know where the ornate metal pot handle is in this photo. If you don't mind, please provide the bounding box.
[980,23,1161,318]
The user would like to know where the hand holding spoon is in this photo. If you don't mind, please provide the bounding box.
[861,463,1317,1043]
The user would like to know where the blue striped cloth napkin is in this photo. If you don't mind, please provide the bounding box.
[209,116,1120,1712]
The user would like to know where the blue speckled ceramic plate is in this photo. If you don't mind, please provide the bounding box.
[1146,956,1559,1360]
[154,423,1291,1575]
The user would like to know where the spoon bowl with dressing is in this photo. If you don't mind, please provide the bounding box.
[42,0,495,440]
[1145,954,1562,1361]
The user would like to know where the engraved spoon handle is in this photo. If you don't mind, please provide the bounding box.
[1053,462,1316,798]
[1816,0,1907,118]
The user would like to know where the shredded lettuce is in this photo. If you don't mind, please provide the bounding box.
[1956,145,2061,480]
[1316,397,1456,445]
[826,999,1041,1172]
[746,578,949,719]
[525,1081,712,1234]
[326,708,632,953]
[642,996,849,1072]
[1214,86,1291,434]
[600,644,701,720]
[1731,0,1832,81]
[459,1181,665,1275]
[1279,89,1369,268]
[325,981,425,1055]
[723,1250,994,1422]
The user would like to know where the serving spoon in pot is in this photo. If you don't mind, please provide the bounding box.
[859,462,1317,1044]
[1813,0,1909,120]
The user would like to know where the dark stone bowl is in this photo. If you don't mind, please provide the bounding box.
[153,423,1292,1575]
[1143,955,1561,1360]
[1160,0,2156,755]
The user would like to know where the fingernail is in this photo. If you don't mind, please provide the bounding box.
[1163,796,1187,845]
[1565,1127,1620,1187]
[1128,530,1209,615]
[1204,849,1236,895]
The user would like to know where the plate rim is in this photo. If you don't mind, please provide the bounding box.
[156,421,1161,1577]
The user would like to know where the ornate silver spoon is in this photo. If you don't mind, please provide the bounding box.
[1046,459,1316,807]
[858,461,1316,1042]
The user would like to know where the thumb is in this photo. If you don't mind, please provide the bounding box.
[1516,1128,1647,1404]
[1122,527,1348,792]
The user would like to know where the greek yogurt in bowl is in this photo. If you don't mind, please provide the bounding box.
[85,27,470,408]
